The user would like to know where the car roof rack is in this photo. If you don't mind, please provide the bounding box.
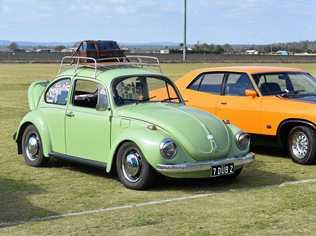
[58,55,162,79]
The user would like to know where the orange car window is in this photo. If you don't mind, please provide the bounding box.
[199,73,224,94]
[253,72,316,96]
[188,73,225,95]
[188,74,204,90]
[225,73,254,96]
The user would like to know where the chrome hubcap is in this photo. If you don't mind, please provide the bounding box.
[122,149,142,183]
[291,131,309,159]
[26,134,39,161]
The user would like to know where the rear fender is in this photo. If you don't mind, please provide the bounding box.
[15,111,52,156]
[28,80,50,110]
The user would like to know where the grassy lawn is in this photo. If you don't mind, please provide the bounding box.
[0,63,316,235]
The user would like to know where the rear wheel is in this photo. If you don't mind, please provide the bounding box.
[116,142,156,190]
[287,126,316,164]
[22,125,48,167]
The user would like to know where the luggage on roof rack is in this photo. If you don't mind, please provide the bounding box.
[73,40,126,62]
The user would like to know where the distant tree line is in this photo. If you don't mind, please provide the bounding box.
[170,40,316,54]
[6,42,66,52]
[244,41,316,54]
[5,40,316,54]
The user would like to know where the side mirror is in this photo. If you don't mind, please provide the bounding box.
[245,89,257,98]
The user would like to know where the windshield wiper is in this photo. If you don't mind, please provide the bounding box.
[137,96,156,104]
[160,97,180,103]
[121,96,157,104]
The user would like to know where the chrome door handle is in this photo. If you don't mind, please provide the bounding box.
[66,111,75,117]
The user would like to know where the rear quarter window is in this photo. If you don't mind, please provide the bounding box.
[45,78,71,105]
[188,73,224,95]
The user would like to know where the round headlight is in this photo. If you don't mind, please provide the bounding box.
[160,138,177,159]
[235,132,250,150]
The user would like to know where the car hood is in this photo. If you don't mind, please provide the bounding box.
[116,103,231,160]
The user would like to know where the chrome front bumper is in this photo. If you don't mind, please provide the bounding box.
[156,152,255,173]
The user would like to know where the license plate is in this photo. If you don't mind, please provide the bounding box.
[211,163,234,177]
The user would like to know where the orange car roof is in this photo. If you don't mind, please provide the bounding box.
[194,66,305,74]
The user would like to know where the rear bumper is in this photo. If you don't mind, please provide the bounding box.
[156,152,255,173]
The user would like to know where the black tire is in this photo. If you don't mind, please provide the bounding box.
[116,142,156,190]
[287,126,316,165]
[22,125,48,167]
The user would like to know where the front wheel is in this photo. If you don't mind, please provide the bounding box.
[116,142,156,190]
[22,125,48,167]
[287,126,316,165]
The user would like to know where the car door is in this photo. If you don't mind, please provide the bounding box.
[65,78,111,163]
[184,72,225,115]
[216,72,263,134]
[41,77,71,153]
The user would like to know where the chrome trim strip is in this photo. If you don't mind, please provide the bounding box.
[156,152,255,173]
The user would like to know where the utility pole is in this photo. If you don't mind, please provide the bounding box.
[183,0,187,62]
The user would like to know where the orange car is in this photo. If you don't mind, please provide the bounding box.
[177,66,316,164]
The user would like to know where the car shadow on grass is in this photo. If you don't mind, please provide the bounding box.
[251,145,288,159]
[0,178,56,228]
[250,135,288,159]
[48,157,296,193]
[150,164,296,192]
[47,158,114,179]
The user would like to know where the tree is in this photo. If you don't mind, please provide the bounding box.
[8,42,18,51]
[54,45,66,51]
[222,44,233,53]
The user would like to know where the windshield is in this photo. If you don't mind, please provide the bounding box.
[252,72,316,96]
[113,76,182,106]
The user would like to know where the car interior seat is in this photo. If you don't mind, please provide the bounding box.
[260,82,282,95]
[226,75,253,95]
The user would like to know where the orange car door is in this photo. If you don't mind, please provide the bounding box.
[216,73,263,134]
[183,72,225,115]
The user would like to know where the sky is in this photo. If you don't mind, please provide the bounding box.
[1,0,316,44]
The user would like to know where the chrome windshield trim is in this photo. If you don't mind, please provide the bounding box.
[156,152,255,173]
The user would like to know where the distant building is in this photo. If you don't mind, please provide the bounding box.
[276,50,289,56]
[35,48,53,53]
[160,49,170,54]
[61,48,75,53]
[245,50,259,55]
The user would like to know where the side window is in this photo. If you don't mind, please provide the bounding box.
[253,74,286,95]
[73,80,108,109]
[225,73,254,96]
[45,78,71,105]
[87,42,97,51]
[199,73,225,94]
[188,74,204,91]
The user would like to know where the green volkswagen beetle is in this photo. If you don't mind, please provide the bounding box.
[14,57,254,189]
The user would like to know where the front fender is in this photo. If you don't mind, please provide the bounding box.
[107,125,170,172]
[225,124,250,157]
[15,110,52,156]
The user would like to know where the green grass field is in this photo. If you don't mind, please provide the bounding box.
[1,63,316,236]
